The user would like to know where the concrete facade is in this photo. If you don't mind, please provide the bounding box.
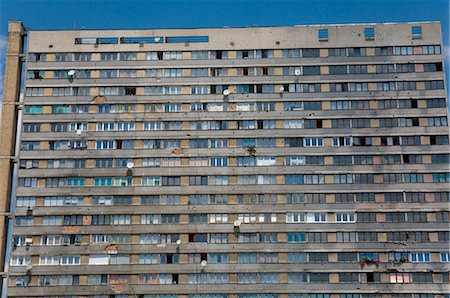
[1,21,449,297]
[0,21,24,292]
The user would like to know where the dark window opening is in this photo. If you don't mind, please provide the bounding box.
[125,87,136,96]
[403,154,410,164]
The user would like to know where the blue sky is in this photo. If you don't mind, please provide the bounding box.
[0,0,449,101]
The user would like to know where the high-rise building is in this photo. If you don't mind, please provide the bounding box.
[0,21,449,297]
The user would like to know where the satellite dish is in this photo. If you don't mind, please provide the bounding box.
[68,70,76,76]
[294,69,301,76]
[223,89,230,96]
[76,129,82,135]
[200,260,207,267]
[234,220,242,227]
[154,36,161,43]
[126,162,134,169]
[279,86,285,92]
[26,264,33,271]
[176,239,181,245]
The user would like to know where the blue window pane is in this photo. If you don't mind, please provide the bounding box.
[412,26,422,39]
[318,29,328,40]
[364,28,375,39]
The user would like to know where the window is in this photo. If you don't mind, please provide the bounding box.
[162,176,181,186]
[91,234,108,244]
[23,123,40,133]
[304,137,323,147]
[238,233,258,243]
[112,215,131,225]
[310,273,329,284]
[349,65,367,74]
[411,272,433,283]
[376,64,395,74]
[308,252,328,263]
[16,196,36,207]
[18,178,38,188]
[10,256,31,266]
[329,65,347,75]
[336,213,355,222]
[24,105,42,114]
[348,47,366,57]
[110,254,130,265]
[189,194,208,205]
[440,252,450,262]
[64,215,83,226]
[210,233,228,244]
[209,214,228,223]
[287,213,305,223]
[329,48,346,56]
[26,87,44,96]
[427,98,446,108]
[287,232,306,243]
[60,255,81,265]
[332,136,352,147]
[88,274,108,285]
[410,252,430,263]
[189,176,208,185]
[337,232,356,242]
[339,272,359,283]
[318,29,328,41]
[412,26,422,39]
[189,214,208,223]
[349,82,368,91]
[288,272,307,283]
[306,213,326,223]
[364,28,375,40]
[338,252,357,263]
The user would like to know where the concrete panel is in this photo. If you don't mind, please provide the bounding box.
[366,48,375,56]
[322,119,332,128]
[417,81,426,90]
[319,49,328,57]
[320,66,329,75]
[321,83,330,92]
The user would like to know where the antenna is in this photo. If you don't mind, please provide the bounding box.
[223,89,230,96]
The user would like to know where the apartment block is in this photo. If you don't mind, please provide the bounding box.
[1,21,449,298]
